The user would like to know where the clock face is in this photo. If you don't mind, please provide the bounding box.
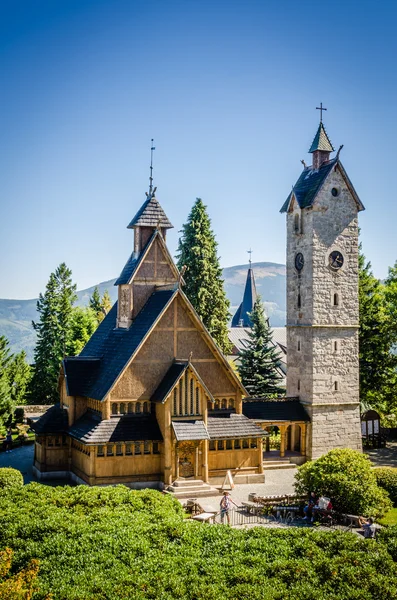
[329,251,344,270]
[295,252,304,271]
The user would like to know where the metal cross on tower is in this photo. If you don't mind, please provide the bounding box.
[247,248,253,266]
[149,139,155,195]
[316,102,327,122]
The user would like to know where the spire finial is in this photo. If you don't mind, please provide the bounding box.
[247,248,253,267]
[149,138,155,195]
[316,102,327,123]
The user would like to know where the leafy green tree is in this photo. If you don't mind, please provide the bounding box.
[67,307,98,356]
[237,297,284,397]
[30,264,77,404]
[295,448,391,517]
[359,248,397,414]
[7,351,31,406]
[176,198,231,353]
[0,337,13,428]
[384,260,397,348]
[89,287,112,323]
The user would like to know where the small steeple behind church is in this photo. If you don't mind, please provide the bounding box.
[309,104,335,169]
[231,255,258,328]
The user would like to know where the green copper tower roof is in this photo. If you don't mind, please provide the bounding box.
[309,122,334,153]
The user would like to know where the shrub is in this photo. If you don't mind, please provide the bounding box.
[0,468,23,490]
[374,467,397,506]
[295,448,391,517]
[13,408,24,424]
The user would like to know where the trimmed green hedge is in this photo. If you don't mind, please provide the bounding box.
[374,467,397,505]
[295,448,391,517]
[0,467,24,489]
[1,484,397,599]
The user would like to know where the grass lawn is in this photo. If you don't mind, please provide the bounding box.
[379,508,397,526]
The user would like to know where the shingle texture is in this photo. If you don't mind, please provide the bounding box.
[309,122,334,153]
[114,253,139,286]
[231,267,258,327]
[172,420,209,441]
[243,399,310,422]
[280,159,336,213]
[68,411,163,444]
[32,404,68,434]
[67,289,177,400]
[63,357,101,397]
[127,195,173,229]
[151,362,188,404]
[207,413,263,439]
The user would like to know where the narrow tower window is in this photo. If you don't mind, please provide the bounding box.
[297,340,301,351]
[297,293,302,309]
[334,341,338,353]
[334,381,339,391]
[297,380,301,391]
[294,213,300,233]
[333,293,339,306]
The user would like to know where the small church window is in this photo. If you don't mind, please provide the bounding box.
[250,439,257,449]
[185,372,189,414]
[331,187,339,197]
[298,380,301,391]
[153,442,160,454]
[128,403,134,414]
[144,441,150,454]
[112,403,118,415]
[234,439,241,449]
[196,387,200,415]
[125,443,132,455]
[190,379,194,414]
[143,401,149,413]
[226,439,233,450]
[97,445,104,457]
[229,398,235,409]
[134,441,141,454]
[119,403,126,415]
[179,384,183,415]
[173,389,178,415]
[297,294,301,309]
[222,398,227,410]
[294,213,300,234]
[334,381,339,391]
[218,440,224,451]
[243,439,249,449]
[107,444,113,456]
[209,440,216,451]
[215,400,220,410]
[334,340,338,352]
[333,293,339,306]
[297,340,301,351]
[116,444,123,456]
[136,402,141,414]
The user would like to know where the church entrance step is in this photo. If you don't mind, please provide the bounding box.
[166,479,220,499]
[262,461,296,470]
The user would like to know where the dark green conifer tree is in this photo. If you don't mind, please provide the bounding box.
[237,297,284,397]
[7,350,32,405]
[176,198,231,354]
[30,263,77,404]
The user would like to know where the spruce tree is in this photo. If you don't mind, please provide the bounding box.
[67,307,98,356]
[0,336,13,428]
[176,198,231,353]
[237,297,284,397]
[30,263,77,404]
[7,351,32,405]
[89,287,112,323]
[89,286,101,315]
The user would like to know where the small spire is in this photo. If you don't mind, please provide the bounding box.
[149,139,155,195]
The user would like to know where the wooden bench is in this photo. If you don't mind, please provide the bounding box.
[191,512,216,523]
[241,501,264,515]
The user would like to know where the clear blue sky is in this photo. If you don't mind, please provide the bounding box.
[1,0,396,299]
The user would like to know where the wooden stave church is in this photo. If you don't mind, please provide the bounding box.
[32,188,270,488]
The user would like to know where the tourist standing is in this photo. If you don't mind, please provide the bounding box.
[5,427,13,453]
[220,491,238,525]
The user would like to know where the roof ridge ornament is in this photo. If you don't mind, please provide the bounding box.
[316,102,327,123]
[336,144,344,160]
[149,138,155,195]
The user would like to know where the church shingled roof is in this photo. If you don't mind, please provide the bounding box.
[172,420,209,441]
[127,194,173,229]
[31,404,68,434]
[207,413,263,439]
[68,411,163,444]
[309,122,334,153]
[65,288,177,401]
[231,267,258,327]
[151,362,188,404]
[242,398,310,422]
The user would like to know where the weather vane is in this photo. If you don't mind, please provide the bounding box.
[316,102,327,123]
[247,248,253,266]
[149,138,155,195]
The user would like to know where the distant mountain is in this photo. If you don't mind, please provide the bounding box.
[0,262,286,362]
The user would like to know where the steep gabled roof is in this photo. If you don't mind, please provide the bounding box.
[280,158,365,214]
[151,360,215,404]
[114,229,180,286]
[127,194,173,229]
[32,404,68,434]
[243,398,310,422]
[63,357,101,397]
[231,267,258,327]
[207,413,263,439]
[309,122,334,153]
[66,289,177,400]
[172,420,209,441]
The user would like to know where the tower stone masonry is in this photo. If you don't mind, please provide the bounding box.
[281,121,365,459]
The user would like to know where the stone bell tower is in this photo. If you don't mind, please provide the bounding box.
[280,110,365,459]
